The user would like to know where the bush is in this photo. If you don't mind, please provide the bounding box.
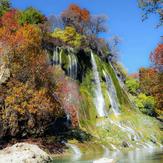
[0,79,64,138]
[135,93,156,116]
[125,77,139,95]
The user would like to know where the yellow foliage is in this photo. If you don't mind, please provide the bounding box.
[51,26,84,47]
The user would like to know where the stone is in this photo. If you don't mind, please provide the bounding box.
[0,143,52,163]
[122,141,130,148]
[93,157,115,163]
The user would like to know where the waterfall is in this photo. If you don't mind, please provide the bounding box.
[67,48,78,80]
[67,143,82,160]
[52,47,78,79]
[68,54,77,79]
[110,63,137,109]
[103,70,120,115]
[53,47,62,65]
[91,51,106,117]
[108,119,140,141]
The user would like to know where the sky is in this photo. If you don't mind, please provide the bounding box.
[11,0,163,73]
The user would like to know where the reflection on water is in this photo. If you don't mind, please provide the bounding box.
[118,148,163,163]
[53,148,163,163]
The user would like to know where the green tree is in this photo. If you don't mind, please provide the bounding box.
[135,93,156,116]
[0,0,11,17]
[125,77,139,95]
[19,7,46,25]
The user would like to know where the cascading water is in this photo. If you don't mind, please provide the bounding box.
[53,47,62,65]
[68,54,77,79]
[103,70,120,115]
[52,47,78,79]
[67,48,78,80]
[91,51,106,117]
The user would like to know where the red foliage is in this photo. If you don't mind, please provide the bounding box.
[150,43,163,71]
[0,9,20,32]
[54,67,80,127]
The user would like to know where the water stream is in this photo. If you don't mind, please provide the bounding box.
[103,70,120,115]
[68,54,78,80]
[53,47,62,65]
[91,52,106,117]
[52,47,78,79]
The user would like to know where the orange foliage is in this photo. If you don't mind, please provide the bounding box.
[139,67,157,95]
[139,67,163,115]
[1,79,63,137]
[61,4,90,33]
[0,11,51,85]
[69,4,90,22]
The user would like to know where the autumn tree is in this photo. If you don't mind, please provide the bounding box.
[139,67,157,95]
[0,79,64,137]
[150,42,163,72]
[0,8,66,138]
[61,4,90,33]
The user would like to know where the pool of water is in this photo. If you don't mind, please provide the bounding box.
[53,148,163,163]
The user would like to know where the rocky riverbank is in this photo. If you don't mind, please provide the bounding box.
[0,143,52,163]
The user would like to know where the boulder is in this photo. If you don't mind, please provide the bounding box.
[0,143,52,163]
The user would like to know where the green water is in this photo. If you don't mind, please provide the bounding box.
[53,148,163,163]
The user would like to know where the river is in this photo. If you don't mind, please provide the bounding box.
[53,148,163,163]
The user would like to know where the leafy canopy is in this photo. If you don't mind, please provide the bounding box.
[135,93,156,116]
[51,26,85,47]
[19,7,46,25]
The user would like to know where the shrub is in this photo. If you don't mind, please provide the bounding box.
[135,93,156,116]
[125,77,139,95]
[0,79,64,137]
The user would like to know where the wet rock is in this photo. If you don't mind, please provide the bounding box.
[150,137,157,144]
[0,143,52,163]
[93,157,115,163]
[122,141,130,148]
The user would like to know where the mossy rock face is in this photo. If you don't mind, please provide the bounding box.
[47,47,162,153]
